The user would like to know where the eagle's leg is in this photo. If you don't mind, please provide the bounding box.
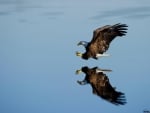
[77,80,87,85]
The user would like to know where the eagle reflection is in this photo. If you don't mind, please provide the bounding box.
[76,66,126,105]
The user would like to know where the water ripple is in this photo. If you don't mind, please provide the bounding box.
[92,6,150,20]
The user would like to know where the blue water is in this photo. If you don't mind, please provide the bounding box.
[0,0,150,113]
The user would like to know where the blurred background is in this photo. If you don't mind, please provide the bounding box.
[0,0,150,113]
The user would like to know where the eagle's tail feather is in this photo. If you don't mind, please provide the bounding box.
[96,53,110,58]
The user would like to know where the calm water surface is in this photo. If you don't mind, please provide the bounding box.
[0,0,150,113]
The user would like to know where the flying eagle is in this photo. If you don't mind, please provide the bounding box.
[76,23,128,60]
[76,66,126,105]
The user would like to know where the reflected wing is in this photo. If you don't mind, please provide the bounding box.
[77,66,126,105]
[90,72,126,105]
[89,23,128,53]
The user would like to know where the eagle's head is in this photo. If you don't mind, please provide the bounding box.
[77,41,88,47]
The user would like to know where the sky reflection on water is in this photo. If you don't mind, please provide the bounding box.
[92,6,150,20]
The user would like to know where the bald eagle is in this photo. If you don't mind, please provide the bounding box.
[76,23,128,60]
[76,66,126,105]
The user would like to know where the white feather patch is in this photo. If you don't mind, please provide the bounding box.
[96,53,110,57]
[96,68,112,73]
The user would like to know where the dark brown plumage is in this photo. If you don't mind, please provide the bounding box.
[76,66,126,105]
[76,23,128,60]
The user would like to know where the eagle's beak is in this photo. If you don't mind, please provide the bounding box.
[76,51,82,57]
[76,69,82,75]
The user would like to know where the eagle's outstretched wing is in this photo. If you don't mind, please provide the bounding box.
[91,23,128,43]
[90,72,126,105]
[89,23,128,54]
